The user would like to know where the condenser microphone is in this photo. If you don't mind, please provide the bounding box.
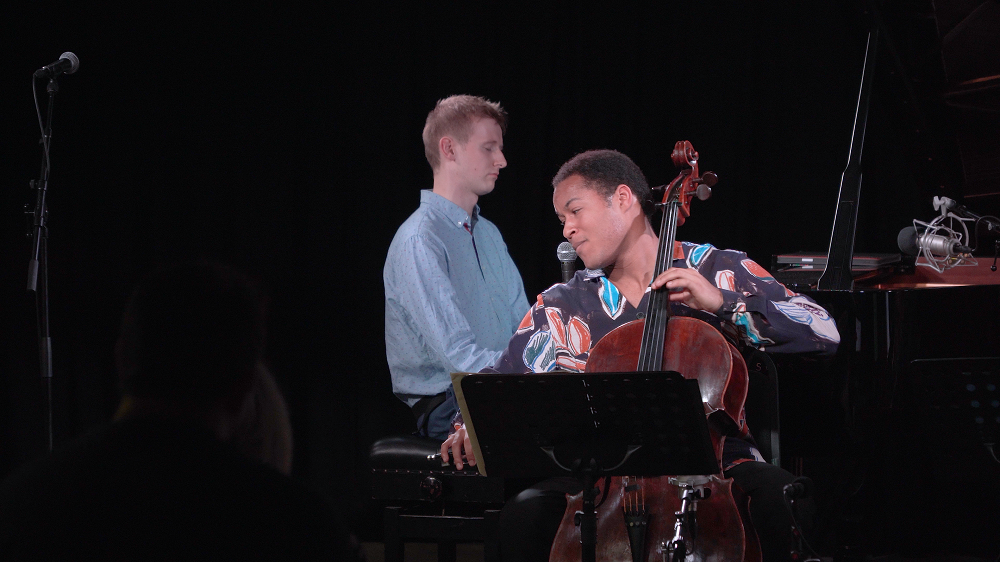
[34,52,80,78]
[897,226,972,258]
[557,242,577,282]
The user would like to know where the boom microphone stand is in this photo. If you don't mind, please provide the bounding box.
[27,52,79,452]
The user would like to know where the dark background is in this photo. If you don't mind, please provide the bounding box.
[3,0,996,554]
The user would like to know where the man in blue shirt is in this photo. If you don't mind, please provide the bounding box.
[384,95,529,440]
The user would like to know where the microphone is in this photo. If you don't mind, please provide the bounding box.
[34,52,80,79]
[897,226,972,258]
[934,196,1000,233]
[557,242,577,283]
[783,476,815,500]
[933,195,957,214]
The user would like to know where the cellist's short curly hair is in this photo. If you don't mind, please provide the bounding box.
[552,149,655,218]
[422,95,507,171]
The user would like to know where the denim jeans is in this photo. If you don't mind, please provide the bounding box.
[415,387,459,441]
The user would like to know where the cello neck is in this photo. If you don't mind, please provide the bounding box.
[636,197,680,372]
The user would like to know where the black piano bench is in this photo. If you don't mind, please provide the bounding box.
[369,434,505,562]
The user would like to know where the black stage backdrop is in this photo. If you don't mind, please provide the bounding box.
[1,1,956,544]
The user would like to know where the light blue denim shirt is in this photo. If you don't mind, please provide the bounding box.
[384,190,529,405]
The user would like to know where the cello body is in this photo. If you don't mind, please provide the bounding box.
[550,317,761,562]
[552,474,749,562]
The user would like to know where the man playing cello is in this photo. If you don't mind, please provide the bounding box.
[442,149,840,561]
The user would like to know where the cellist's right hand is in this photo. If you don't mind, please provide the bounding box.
[440,423,477,470]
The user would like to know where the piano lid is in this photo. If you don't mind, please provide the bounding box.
[818,2,1000,291]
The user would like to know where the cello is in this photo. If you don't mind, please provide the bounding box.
[549,141,761,562]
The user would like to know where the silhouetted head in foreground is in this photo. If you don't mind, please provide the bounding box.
[114,261,268,441]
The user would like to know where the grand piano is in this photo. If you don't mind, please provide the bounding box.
[768,3,1000,558]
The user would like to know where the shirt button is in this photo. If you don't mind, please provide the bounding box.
[636,312,645,319]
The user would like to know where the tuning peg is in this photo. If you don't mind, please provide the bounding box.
[695,184,712,201]
[694,171,718,187]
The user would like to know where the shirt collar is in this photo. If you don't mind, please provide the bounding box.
[582,242,687,282]
[421,190,480,229]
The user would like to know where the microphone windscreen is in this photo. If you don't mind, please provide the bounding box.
[60,52,80,74]
[557,241,577,262]
[897,226,920,256]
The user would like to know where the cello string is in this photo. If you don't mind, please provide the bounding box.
[653,201,678,371]
[639,192,680,372]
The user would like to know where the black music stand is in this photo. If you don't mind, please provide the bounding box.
[451,370,719,562]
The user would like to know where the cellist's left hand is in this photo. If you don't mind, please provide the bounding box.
[651,268,724,313]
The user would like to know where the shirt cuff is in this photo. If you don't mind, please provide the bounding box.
[449,411,464,435]
[715,289,744,317]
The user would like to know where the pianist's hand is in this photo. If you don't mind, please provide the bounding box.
[440,423,476,470]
